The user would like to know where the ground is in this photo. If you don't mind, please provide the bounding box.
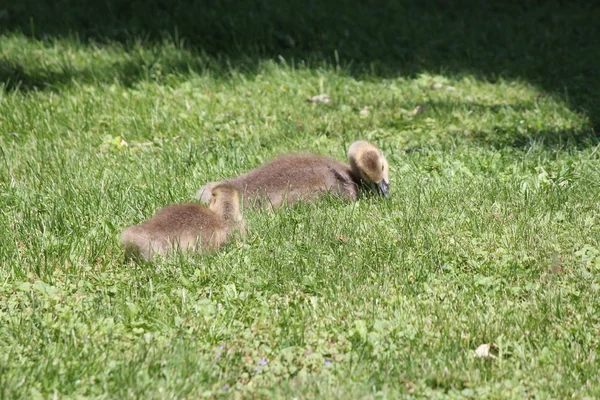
[1,1,599,398]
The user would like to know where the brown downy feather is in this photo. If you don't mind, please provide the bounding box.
[196,141,390,209]
[121,184,244,260]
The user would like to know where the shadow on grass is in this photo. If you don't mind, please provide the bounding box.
[1,0,598,144]
[422,100,595,148]
[0,53,202,90]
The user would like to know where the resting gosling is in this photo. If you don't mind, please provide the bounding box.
[121,184,244,260]
[196,141,389,209]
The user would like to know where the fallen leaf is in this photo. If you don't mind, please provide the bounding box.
[308,94,331,104]
[359,106,372,116]
[404,381,416,394]
[549,253,563,274]
[99,135,128,152]
[475,343,497,359]
[242,355,253,364]
[335,234,348,243]
[410,105,425,115]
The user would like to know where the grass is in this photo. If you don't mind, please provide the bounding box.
[1,1,600,398]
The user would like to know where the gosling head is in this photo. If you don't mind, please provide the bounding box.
[209,184,243,223]
[347,141,390,197]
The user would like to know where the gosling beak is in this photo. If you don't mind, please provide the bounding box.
[378,180,389,197]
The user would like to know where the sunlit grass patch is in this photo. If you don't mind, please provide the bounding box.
[1,18,599,399]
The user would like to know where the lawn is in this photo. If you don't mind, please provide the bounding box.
[1,1,600,398]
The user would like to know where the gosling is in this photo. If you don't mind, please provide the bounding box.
[196,141,389,209]
[121,184,245,260]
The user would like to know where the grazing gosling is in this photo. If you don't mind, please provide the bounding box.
[121,184,244,260]
[196,141,389,209]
